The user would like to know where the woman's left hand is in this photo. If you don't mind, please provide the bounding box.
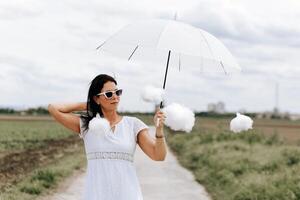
[154,109,166,129]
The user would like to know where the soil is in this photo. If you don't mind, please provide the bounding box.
[0,135,83,191]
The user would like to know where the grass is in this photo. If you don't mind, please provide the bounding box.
[0,114,152,199]
[167,117,300,200]
[197,117,300,144]
[0,145,85,200]
[0,116,85,199]
[1,114,300,200]
[0,120,72,152]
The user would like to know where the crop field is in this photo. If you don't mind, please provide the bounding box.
[0,115,85,199]
[0,114,299,200]
[166,117,300,200]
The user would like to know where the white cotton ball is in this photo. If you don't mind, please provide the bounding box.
[141,85,165,104]
[230,113,253,133]
[89,114,111,134]
[162,103,195,133]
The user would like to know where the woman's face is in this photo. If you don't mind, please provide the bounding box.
[94,81,120,111]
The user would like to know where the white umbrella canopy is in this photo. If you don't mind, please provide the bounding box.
[97,19,241,74]
[96,19,241,108]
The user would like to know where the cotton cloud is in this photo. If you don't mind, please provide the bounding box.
[162,103,195,132]
[230,113,253,133]
[141,85,165,104]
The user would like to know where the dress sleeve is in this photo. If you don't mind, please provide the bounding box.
[134,117,149,141]
[78,117,87,139]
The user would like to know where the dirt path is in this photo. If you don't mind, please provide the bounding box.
[39,127,211,200]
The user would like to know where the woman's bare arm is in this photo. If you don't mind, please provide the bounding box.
[48,102,86,134]
[137,110,167,161]
[137,129,167,161]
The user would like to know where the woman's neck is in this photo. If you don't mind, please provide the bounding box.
[102,110,121,125]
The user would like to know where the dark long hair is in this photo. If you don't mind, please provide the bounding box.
[80,74,117,132]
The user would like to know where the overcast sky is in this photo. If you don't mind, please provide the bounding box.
[0,0,299,113]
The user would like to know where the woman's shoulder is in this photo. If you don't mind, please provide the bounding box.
[122,115,136,121]
[122,115,142,123]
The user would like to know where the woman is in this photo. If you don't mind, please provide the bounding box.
[48,74,167,200]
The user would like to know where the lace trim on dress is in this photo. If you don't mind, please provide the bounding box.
[86,151,134,162]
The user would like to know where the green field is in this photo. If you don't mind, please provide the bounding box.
[0,116,86,199]
[0,114,153,199]
[0,120,72,153]
[1,115,300,200]
[166,117,300,200]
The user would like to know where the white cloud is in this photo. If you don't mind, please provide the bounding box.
[0,0,299,113]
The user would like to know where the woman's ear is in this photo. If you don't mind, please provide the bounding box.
[93,96,99,105]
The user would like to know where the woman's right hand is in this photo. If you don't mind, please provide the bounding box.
[153,109,166,130]
[48,102,86,134]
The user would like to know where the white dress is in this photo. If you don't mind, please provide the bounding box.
[78,114,149,200]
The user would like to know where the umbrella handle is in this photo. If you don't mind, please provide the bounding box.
[159,101,164,109]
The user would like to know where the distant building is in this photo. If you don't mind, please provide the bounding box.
[216,102,225,113]
[290,114,300,121]
[256,111,291,120]
[207,103,216,112]
[207,101,226,113]
[238,108,247,114]
[273,107,280,116]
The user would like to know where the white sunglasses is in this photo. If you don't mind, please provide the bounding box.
[96,89,123,99]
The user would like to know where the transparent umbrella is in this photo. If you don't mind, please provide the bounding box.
[96,19,241,108]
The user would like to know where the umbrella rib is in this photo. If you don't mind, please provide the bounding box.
[96,41,106,50]
[96,24,132,50]
[199,31,216,61]
[178,53,181,71]
[220,61,228,75]
[201,32,228,75]
[128,45,139,60]
[156,21,171,51]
